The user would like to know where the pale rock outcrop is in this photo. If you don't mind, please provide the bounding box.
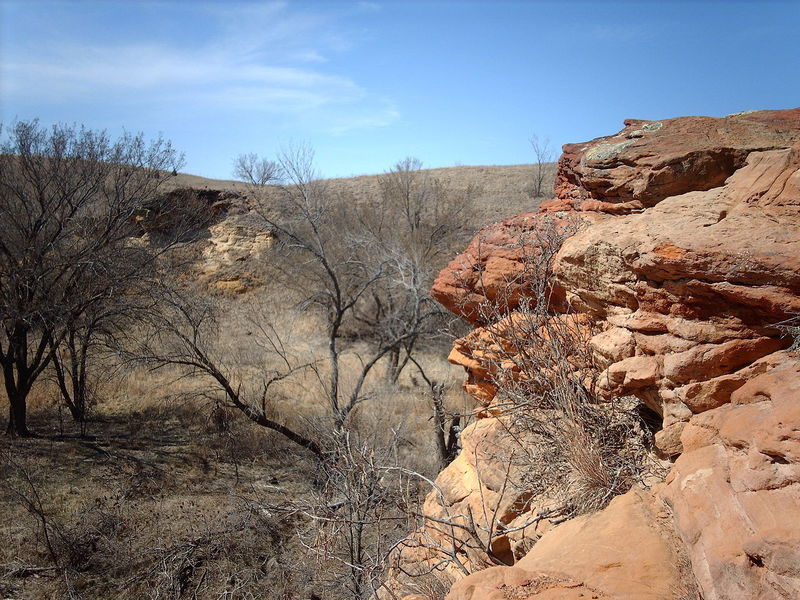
[201,220,274,293]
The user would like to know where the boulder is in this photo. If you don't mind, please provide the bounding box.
[447,489,692,600]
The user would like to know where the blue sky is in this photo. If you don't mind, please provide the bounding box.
[1,0,798,179]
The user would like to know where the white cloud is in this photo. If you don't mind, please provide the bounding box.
[326,101,400,135]
[0,2,398,133]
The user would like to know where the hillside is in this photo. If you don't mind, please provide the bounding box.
[161,163,555,295]
[169,162,549,223]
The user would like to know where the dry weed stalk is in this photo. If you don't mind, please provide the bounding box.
[776,313,800,352]
[235,429,415,600]
[465,214,651,517]
[390,451,538,575]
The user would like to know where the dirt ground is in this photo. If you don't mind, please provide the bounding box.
[0,398,321,599]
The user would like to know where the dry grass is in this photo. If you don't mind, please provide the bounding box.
[167,162,556,228]
[0,401,317,599]
[0,350,469,599]
[324,163,556,226]
[1,160,550,597]
[0,293,471,598]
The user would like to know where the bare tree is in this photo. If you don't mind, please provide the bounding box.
[352,157,477,384]
[529,134,554,198]
[131,148,476,461]
[0,120,184,436]
[407,355,461,470]
[48,307,109,433]
[131,286,324,458]
[232,148,452,432]
[232,153,280,187]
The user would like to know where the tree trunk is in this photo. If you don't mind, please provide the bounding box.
[431,383,456,468]
[6,389,30,437]
[385,346,399,383]
[2,322,52,437]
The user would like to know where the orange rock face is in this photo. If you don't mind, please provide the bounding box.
[663,361,800,599]
[393,109,800,599]
[447,489,692,600]
[431,212,576,325]
[434,109,800,449]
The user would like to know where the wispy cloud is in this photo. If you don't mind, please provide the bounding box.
[356,2,382,13]
[0,1,397,134]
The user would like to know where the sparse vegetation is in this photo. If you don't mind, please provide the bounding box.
[529,134,555,198]
[776,313,800,352]
[379,216,658,589]
[462,216,655,518]
[1,122,560,598]
[134,147,474,457]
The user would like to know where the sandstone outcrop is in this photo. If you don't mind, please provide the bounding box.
[550,108,800,213]
[141,186,277,294]
[201,219,274,293]
[662,359,800,599]
[447,489,693,600]
[388,108,800,599]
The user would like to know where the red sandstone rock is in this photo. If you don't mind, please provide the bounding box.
[589,326,636,366]
[447,489,691,600]
[663,360,800,599]
[674,350,789,414]
[555,109,800,212]
[448,312,595,406]
[492,137,799,424]
[431,212,584,325]
[433,111,800,329]
[392,109,800,599]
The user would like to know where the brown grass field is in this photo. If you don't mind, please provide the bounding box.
[169,162,550,227]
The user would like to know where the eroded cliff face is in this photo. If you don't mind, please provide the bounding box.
[388,108,800,599]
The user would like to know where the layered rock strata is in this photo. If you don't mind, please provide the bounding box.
[390,108,800,600]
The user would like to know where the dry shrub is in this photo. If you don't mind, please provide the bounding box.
[346,356,471,479]
[460,215,654,518]
[776,313,800,352]
[0,408,317,600]
[396,572,449,600]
